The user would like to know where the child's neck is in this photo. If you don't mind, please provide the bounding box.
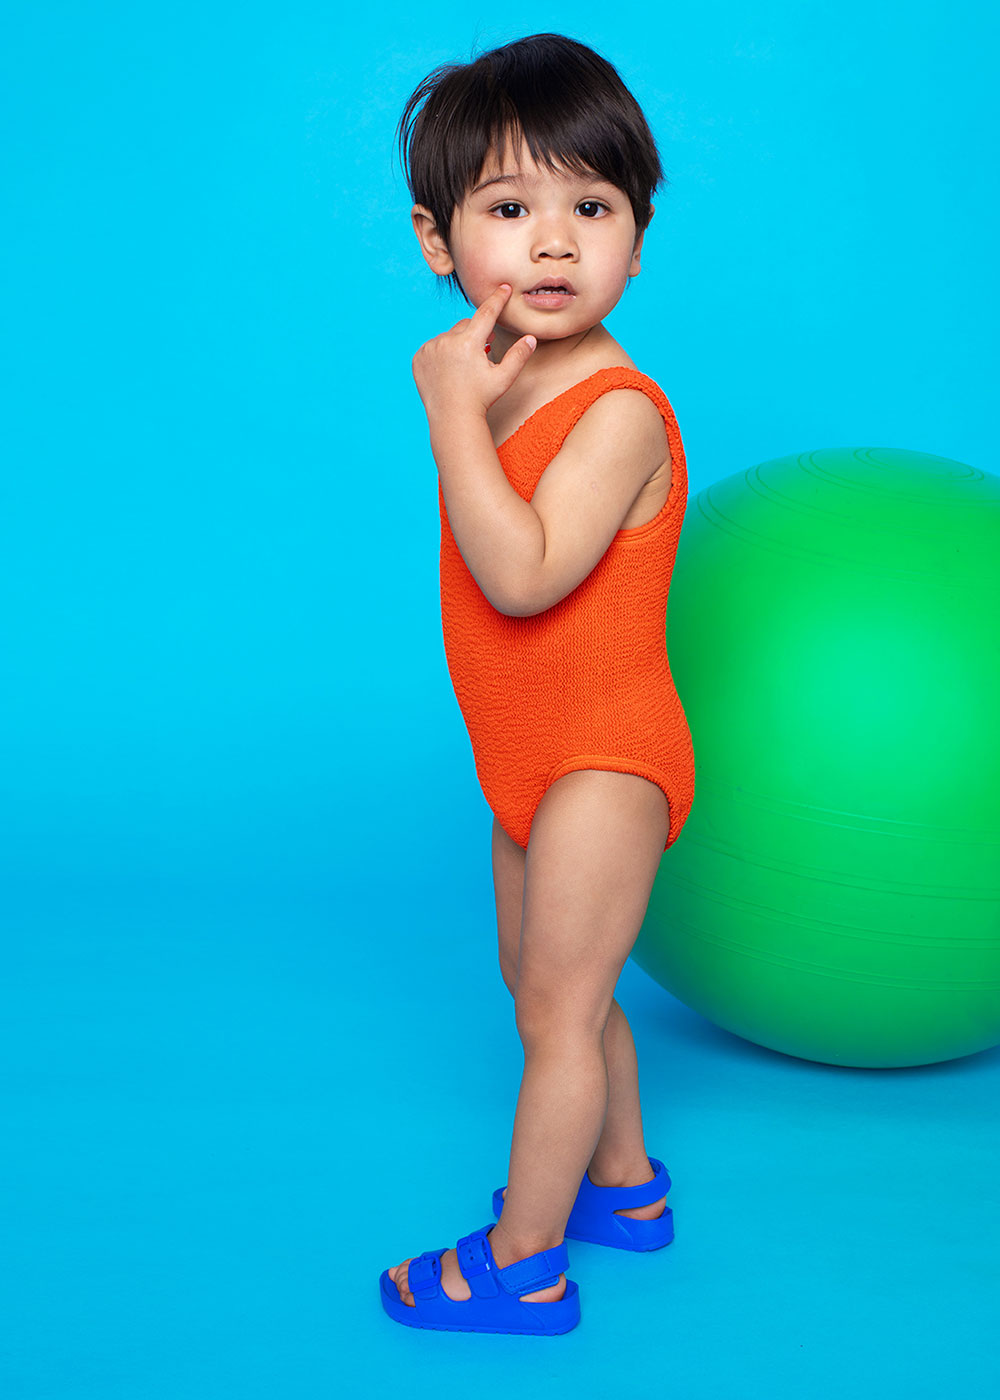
[488,322,612,383]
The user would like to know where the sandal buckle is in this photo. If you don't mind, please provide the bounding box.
[456,1228,493,1279]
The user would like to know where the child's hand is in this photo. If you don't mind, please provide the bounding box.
[411,284,537,425]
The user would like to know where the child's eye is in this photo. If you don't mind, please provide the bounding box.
[489,201,610,219]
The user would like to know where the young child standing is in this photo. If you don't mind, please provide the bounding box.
[382,32,695,1335]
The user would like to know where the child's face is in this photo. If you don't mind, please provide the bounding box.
[414,135,651,344]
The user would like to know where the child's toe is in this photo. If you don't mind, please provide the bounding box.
[388,1258,416,1306]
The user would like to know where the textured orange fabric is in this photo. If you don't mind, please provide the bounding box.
[437,366,695,852]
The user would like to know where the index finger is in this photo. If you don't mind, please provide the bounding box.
[472,282,513,326]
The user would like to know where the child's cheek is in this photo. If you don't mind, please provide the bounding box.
[464,241,517,310]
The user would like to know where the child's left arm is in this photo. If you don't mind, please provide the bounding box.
[414,284,667,617]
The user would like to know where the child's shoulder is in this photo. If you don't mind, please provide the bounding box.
[563,359,671,453]
[554,360,677,531]
[557,352,669,427]
[487,354,667,454]
[537,359,675,536]
[581,358,671,408]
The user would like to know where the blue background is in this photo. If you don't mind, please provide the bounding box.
[2,2,997,1396]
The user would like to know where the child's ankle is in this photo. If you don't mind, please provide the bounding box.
[586,1153,654,1187]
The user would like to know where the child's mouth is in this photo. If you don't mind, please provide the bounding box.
[523,288,577,308]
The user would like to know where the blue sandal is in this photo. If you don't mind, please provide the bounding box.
[379,1222,580,1335]
[492,1157,674,1252]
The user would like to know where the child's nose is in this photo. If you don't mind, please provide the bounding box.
[532,224,577,257]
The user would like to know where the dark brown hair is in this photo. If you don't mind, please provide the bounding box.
[395,32,666,302]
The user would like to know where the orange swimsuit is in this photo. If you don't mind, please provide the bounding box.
[437,365,695,853]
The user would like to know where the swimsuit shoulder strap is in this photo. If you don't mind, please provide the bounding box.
[529,366,687,483]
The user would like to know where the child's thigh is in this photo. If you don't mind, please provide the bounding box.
[515,769,669,1036]
[491,812,526,984]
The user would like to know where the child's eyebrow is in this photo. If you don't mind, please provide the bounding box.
[471,171,618,196]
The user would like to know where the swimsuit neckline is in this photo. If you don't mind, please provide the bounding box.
[493,366,654,455]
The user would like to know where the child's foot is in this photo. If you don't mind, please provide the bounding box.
[387,1226,566,1308]
[501,1163,667,1221]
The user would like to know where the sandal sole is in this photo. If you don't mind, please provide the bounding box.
[380,1269,581,1334]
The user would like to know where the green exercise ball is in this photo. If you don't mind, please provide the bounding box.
[634,446,1000,1068]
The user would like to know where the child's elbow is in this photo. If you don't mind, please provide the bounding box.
[492,574,546,618]
[494,553,572,616]
[477,575,528,617]
[497,574,563,618]
[493,587,537,618]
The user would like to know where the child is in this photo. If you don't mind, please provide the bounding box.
[381,32,695,1335]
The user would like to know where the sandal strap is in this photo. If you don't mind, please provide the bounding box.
[408,1248,446,1300]
[457,1225,569,1299]
[582,1156,668,1211]
[456,1226,501,1298]
[496,1239,569,1296]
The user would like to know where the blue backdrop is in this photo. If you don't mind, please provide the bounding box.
[2,3,997,1397]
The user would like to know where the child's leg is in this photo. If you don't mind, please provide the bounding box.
[386,770,668,1310]
[492,811,665,1204]
[490,768,670,1269]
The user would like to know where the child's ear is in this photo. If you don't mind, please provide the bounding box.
[628,205,654,275]
[411,204,455,278]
